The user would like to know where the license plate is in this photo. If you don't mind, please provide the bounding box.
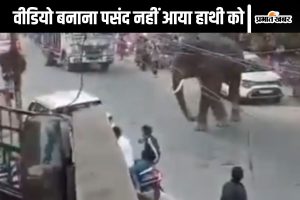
[259,90,273,94]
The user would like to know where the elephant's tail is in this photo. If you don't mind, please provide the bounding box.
[173,79,185,94]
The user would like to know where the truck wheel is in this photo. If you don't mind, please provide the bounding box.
[65,63,77,72]
[100,63,110,72]
[272,97,282,104]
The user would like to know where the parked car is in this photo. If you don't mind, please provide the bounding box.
[221,51,284,103]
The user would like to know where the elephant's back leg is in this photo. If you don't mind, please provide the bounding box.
[228,72,242,122]
[203,78,228,125]
[196,77,227,131]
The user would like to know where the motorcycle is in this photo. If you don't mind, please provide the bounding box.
[158,54,172,69]
[136,164,164,200]
[117,39,128,60]
[124,41,135,55]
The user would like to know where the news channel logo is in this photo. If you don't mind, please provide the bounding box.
[254,11,292,24]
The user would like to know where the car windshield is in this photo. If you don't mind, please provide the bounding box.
[70,33,114,42]
[244,57,267,72]
[245,65,267,72]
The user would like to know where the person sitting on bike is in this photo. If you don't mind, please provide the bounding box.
[139,125,160,164]
[117,35,127,60]
[131,125,161,191]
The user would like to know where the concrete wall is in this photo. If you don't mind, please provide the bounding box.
[72,106,138,200]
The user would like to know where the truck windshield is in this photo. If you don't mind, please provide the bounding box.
[86,33,114,38]
[0,33,10,41]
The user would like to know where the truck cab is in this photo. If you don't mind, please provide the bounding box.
[42,33,116,72]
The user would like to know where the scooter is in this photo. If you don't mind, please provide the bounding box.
[137,164,164,200]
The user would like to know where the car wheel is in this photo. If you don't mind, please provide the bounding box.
[272,97,282,104]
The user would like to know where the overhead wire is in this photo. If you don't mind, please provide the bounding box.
[153,34,287,119]
[155,34,300,77]
[66,33,87,107]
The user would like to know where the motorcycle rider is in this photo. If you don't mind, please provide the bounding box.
[139,125,161,164]
[131,125,161,191]
[148,40,161,75]
[135,34,149,69]
[117,35,127,60]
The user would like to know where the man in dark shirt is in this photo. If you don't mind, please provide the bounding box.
[220,166,248,200]
[139,125,161,164]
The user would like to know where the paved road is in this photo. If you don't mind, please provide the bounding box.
[21,37,300,200]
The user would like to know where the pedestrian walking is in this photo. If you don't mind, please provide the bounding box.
[220,166,248,200]
[0,34,26,108]
[112,126,134,169]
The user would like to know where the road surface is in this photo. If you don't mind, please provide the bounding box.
[21,37,300,200]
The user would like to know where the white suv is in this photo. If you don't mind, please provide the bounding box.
[221,51,284,103]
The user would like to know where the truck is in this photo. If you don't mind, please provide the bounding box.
[41,33,116,72]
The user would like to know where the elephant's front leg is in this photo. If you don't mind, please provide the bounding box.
[195,89,210,132]
[228,76,242,122]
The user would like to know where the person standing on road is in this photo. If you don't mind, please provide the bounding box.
[112,126,134,169]
[111,125,140,193]
[220,166,248,200]
[0,33,26,108]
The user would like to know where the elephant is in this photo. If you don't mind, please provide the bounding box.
[146,33,246,131]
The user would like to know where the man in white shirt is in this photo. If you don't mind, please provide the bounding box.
[106,112,140,190]
[112,125,143,192]
[112,126,134,168]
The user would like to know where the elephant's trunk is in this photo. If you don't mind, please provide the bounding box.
[172,72,195,121]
